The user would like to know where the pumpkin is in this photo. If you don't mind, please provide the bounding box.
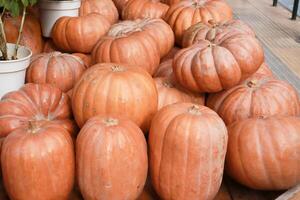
[226,116,300,190]
[72,53,93,68]
[137,176,160,200]
[182,19,255,47]
[52,13,111,53]
[0,83,75,137]
[161,46,180,62]
[149,103,228,200]
[92,18,174,74]
[253,63,273,77]
[164,0,233,45]
[43,39,58,53]
[2,122,75,200]
[155,76,205,109]
[79,0,118,24]
[122,0,169,20]
[4,13,43,55]
[76,116,148,200]
[72,63,158,131]
[112,0,130,13]
[173,33,264,93]
[154,59,173,77]
[206,74,300,125]
[26,52,86,92]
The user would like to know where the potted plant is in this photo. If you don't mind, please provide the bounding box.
[39,0,81,37]
[0,1,36,98]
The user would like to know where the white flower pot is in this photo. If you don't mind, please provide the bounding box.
[0,43,32,99]
[39,0,81,38]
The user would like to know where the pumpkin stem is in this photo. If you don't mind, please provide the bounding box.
[193,0,206,7]
[111,65,125,72]
[104,118,119,126]
[28,120,41,134]
[188,105,202,115]
[247,80,258,88]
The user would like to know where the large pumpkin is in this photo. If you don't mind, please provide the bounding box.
[2,122,75,200]
[164,0,233,45]
[76,116,148,200]
[182,19,255,47]
[207,74,300,125]
[173,32,264,92]
[155,76,205,109]
[52,13,111,53]
[149,103,227,200]
[72,63,158,131]
[0,83,75,137]
[122,0,169,20]
[226,116,300,190]
[92,18,174,74]
[4,13,43,55]
[79,0,118,24]
[26,52,86,92]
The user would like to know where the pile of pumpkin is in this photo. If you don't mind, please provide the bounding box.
[1,0,300,199]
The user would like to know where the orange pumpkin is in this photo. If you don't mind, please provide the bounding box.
[122,0,169,20]
[76,116,148,200]
[253,63,273,77]
[182,19,255,47]
[2,122,75,200]
[206,74,300,125]
[4,13,43,55]
[173,33,264,93]
[155,76,205,109]
[26,52,86,92]
[154,59,173,77]
[72,63,158,131]
[79,0,118,24]
[161,46,180,62]
[72,53,93,68]
[52,13,111,53]
[226,116,300,190]
[164,0,233,45]
[43,39,58,53]
[0,83,75,137]
[149,103,227,200]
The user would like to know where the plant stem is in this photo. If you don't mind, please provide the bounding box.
[13,7,27,60]
[0,8,8,60]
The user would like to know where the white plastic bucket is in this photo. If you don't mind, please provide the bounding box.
[0,43,32,99]
[39,0,81,37]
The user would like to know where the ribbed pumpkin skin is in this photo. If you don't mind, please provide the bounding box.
[206,74,300,125]
[154,59,173,77]
[122,0,169,20]
[76,116,148,200]
[26,52,86,92]
[0,83,74,137]
[182,19,255,47]
[226,116,300,190]
[4,14,43,55]
[155,77,205,109]
[164,0,233,45]
[72,53,92,68]
[72,63,158,131]
[79,0,118,24]
[2,123,75,200]
[52,13,111,53]
[92,18,174,74]
[173,34,264,93]
[149,103,228,200]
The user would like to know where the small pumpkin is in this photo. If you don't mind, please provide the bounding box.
[226,116,300,190]
[2,122,75,200]
[154,76,205,109]
[72,63,158,131]
[0,83,75,137]
[173,32,264,92]
[164,0,233,45]
[182,19,255,47]
[92,18,174,74]
[52,13,111,53]
[154,59,173,77]
[206,74,300,125]
[149,103,227,200]
[122,0,169,20]
[72,53,93,68]
[26,52,86,92]
[79,0,119,24]
[76,116,148,200]
[4,13,43,55]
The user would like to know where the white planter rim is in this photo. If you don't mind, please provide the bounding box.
[39,0,81,10]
